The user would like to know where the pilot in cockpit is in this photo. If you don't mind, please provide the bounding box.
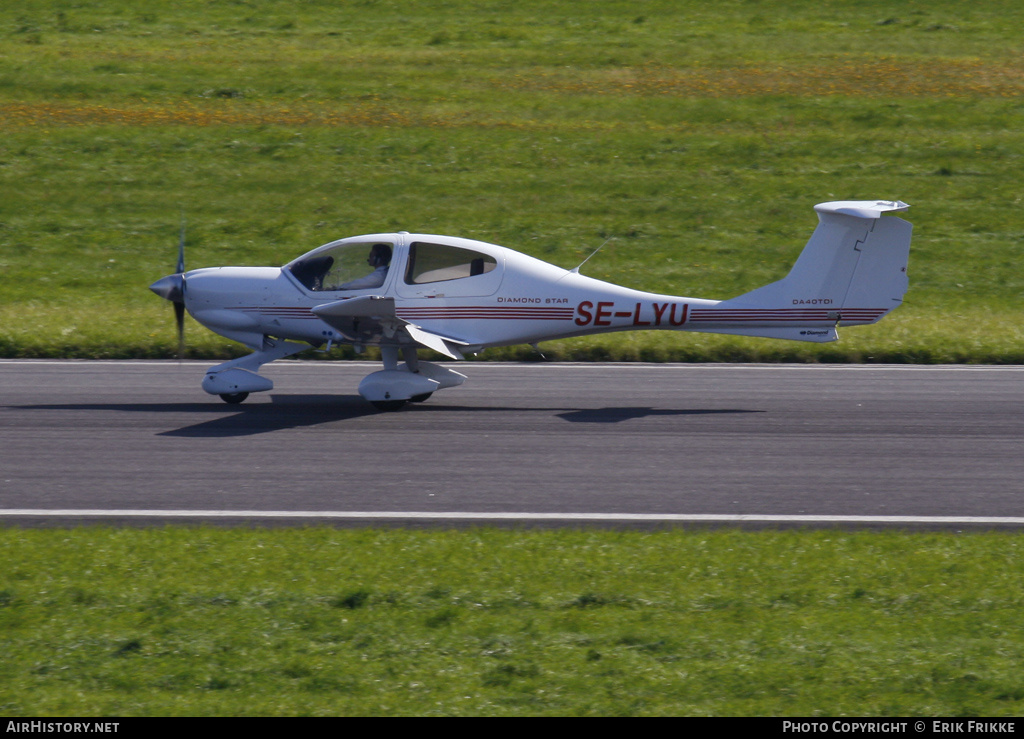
[340,243,392,290]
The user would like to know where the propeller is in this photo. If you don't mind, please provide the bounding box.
[149,218,188,359]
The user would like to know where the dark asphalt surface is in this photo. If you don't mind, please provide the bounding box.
[1,360,1022,527]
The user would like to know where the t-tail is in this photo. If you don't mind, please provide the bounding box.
[687,200,912,343]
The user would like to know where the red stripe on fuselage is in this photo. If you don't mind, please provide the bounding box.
[398,307,574,320]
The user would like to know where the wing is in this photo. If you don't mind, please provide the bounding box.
[312,295,396,321]
[311,296,470,359]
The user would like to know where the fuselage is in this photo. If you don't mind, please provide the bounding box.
[181,232,721,353]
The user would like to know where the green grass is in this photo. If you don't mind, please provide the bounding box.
[1,0,1023,361]
[2,527,1024,717]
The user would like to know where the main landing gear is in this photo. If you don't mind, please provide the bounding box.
[219,392,249,404]
[200,339,465,410]
[358,346,465,411]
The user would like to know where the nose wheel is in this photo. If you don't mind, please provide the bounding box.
[219,392,249,404]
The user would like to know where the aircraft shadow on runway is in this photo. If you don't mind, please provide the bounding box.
[556,407,761,423]
[15,395,377,437]
[14,397,763,438]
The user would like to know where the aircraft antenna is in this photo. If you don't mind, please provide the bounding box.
[570,237,613,274]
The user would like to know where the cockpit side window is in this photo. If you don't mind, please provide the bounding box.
[405,242,497,285]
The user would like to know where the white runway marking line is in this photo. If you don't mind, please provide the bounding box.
[3,360,1024,372]
[2,510,1024,525]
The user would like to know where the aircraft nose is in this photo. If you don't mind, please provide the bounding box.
[149,273,184,303]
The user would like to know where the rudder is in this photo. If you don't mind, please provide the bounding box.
[839,213,912,324]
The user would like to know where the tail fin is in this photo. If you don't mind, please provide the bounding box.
[693,200,912,342]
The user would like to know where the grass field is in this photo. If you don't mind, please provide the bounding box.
[1,0,1023,361]
[2,527,1024,717]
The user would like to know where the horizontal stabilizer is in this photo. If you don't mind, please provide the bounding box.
[814,200,909,219]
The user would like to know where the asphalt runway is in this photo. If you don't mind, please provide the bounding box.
[1,360,1022,528]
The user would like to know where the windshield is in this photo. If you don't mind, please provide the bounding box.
[287,241,394,291]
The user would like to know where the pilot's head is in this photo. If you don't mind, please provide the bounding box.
[368,243,392,268]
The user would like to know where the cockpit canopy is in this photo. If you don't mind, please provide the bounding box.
[285,235,504,296]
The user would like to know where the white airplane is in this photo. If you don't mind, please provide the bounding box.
[150,200,912,410]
